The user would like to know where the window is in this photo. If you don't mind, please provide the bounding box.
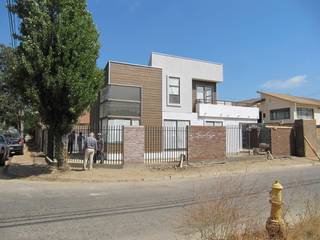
[270,108,290,120]
[197,85,213,103]
[297,107,314,120]
[100,85,141,118]
[205,121,223,126]
[167,77,180,105]
[100,101,140,118]
[164,120,189,149]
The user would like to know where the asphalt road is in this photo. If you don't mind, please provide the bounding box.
[0,165,320,240]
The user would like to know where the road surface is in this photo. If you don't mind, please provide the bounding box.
[0,165,320,240]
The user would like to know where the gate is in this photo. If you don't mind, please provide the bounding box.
[226,124,271,156]
[66,125,123,166]
[144,126,188,164]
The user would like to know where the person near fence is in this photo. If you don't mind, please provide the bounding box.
[94,133,104,164]
[67,130,75,154]
[77,132,84,153]
[83,132,97,170]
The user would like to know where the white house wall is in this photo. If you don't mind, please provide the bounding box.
[197,103,259,120]
[150,52,223,114]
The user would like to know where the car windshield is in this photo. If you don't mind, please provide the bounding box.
[5,132,20,139]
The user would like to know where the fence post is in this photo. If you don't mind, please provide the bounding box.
[266,180,287,240]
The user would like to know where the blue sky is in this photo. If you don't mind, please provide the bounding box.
[1,0,319,100]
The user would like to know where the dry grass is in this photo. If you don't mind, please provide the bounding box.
[183,179,320,240]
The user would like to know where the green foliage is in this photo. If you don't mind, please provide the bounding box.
[0,44,39,131]
[12,0,103,136]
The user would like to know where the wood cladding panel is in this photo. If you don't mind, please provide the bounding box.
[109,62,162,126]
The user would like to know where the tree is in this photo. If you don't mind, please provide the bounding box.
[11,0,103,168]
[0,44,39,133]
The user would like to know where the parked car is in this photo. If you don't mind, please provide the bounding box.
[0,133,10,166]
[4,131,24,156]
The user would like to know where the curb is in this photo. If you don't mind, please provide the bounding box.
[3,160,320,183]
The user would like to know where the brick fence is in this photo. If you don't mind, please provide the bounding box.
[187,126,226,161]
[269,127,293,156]
[123,126,145,164]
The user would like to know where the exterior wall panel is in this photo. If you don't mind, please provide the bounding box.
[109,62,162,126]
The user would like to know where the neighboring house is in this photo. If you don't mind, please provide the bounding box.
[90,53,259,128]
[258,91,320,125]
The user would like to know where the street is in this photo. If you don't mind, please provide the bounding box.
[0,165,320,240]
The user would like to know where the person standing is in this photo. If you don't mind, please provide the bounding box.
[67,131,75,154]
[83,132,97,170]
[77,132,84,153]
[94,133,104,164]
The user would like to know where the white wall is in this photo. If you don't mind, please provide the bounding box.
[150,52,223,114]
[163,111,257,127]
[197,103,259,121]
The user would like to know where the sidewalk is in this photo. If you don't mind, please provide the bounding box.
[6,145,320,183]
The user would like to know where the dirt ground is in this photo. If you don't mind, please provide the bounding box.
[6,144,320,183]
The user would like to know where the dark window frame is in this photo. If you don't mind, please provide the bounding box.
[296,107,314,120]
[196,84,214,104]
[270,108,290,120]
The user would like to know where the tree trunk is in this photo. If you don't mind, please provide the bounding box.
[54,133,68,170]
[47,128,54,160]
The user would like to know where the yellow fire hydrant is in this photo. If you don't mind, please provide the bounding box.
[266,181,287,240]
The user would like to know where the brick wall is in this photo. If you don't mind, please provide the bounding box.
[270,127,293,156]
[123,126,145,164]
[188,126,226,161]
[294,120,318,157]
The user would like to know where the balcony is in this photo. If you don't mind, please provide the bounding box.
[196,99,259,120]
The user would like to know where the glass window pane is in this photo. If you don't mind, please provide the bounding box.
[164,120,176,127]
[108,119,131,126]
[177,121,189,128]
[132,120,140,126]
[197,86,204,101]
[169,95,180,104]
[100,101,140,118]
[169,77,179,86]
[100,85,141,102]
[168,86,179,94]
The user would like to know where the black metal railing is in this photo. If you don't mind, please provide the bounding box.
[144,126,188,164]
[196,99,254,107]
[66,125,123,166]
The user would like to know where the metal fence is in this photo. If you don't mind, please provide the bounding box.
[66,125,123,166]
[226,124,271,156]
[144,126,188,164]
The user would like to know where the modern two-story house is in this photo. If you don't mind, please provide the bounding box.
[90,53,259,129]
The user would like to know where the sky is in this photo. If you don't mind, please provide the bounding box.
[1,0,319,101]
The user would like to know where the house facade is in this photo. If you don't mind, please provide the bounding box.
[91,53,259,129]
[258,91,320,125]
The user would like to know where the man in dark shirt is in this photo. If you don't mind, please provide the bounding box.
[94,133,104,164]
[67,131,75,154]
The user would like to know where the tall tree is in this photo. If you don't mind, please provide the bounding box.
[11,0,103,168]
[0,44,28,131]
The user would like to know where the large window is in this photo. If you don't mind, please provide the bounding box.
[270,108,290,120]
[167,77,180,105]
[197,85,213,103]
[100,85,141,118]
[164,120,189,149]
[297,107,314,120]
